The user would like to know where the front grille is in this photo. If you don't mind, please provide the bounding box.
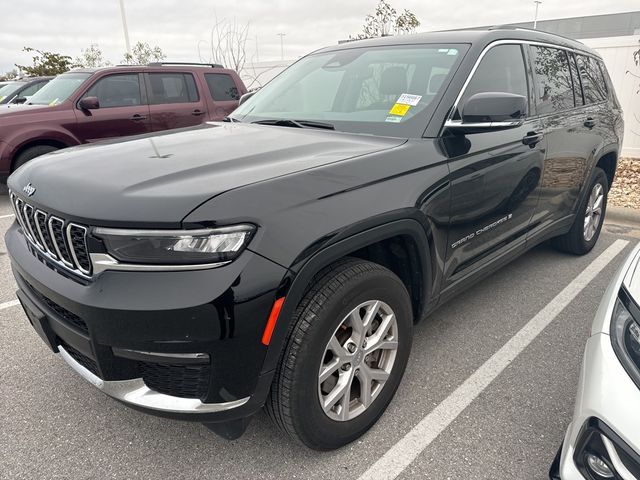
[10,191,92,277]
[60,340,99,376]
[140,361,211,399]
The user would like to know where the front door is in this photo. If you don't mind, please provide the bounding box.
[71,73,151,143]
[442,43,544,285]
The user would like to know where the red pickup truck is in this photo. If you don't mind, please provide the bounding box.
[0,63,247,176]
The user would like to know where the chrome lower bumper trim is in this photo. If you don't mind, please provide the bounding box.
[58,346,250,414]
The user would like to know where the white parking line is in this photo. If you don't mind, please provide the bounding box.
[0,213,15,219]
[358,239,630,480]
[0,299,20,310]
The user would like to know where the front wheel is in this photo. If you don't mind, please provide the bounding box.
[553,167,608,255]
[265,258,413,450]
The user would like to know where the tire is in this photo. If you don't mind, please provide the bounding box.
[265,258,413,450]
[13,145,59,171]
[553,167,608,255]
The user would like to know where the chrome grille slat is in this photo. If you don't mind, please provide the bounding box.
[8,190,92,278]
[48,216,74,268]
[66,224,91,275]
[23,204,43,249]
[34,210,58,258]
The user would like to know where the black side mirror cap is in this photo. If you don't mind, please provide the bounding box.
[461,92,527,123]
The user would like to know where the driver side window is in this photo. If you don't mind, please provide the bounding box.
[455,44,528,119]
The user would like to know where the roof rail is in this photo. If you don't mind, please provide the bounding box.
[488,24,585,45]
[146,62,225,68]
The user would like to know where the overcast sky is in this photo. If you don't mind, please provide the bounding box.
[1,0,638,74]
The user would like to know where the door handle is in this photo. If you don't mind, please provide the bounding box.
[191,109,205,116]
[130,114,148,121]
[522,131,544,147]
[584,117,596,129]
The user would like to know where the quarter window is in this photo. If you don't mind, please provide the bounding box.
[531,46,574,114]
[205,73,240,101]
[148,73,199,104]
[83,74,141,108]
[458,44,528,118]
[576,55,607,104]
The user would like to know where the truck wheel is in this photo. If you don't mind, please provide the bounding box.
[553,167,608,255]
[265,258,413,450]
[13,145,59,171]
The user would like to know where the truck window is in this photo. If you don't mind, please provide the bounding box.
[83,74,142,108]
[531,46,574,114]
[148,73,199,104]
[205,73,240,101]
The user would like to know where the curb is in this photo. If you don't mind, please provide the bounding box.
[606,206,640,225]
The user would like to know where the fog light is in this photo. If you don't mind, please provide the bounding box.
[585,453,614,478]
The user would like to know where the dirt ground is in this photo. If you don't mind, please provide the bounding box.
[610,157,640,210]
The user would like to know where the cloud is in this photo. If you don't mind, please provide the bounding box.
[1,0,637,74]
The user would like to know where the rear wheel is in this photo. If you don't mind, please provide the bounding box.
[13,145,59,171]
[265,258,413,450]
[553,167,608,255]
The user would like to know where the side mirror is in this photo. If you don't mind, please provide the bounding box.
[13,97,27,105]
[446,92,527,133]
[79,96,100,111]
[238,89,258,106]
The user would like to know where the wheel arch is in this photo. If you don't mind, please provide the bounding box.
[11,138,70,172]
[261,217,435,374]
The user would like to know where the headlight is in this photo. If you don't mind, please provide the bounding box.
[610,289,640,389]
[93,225,255,265]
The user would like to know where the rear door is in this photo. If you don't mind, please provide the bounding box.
[203,72,241,120]
[145,72,207,131]
[72,73,151,142]
[526,46,601,236]
[443,43,544,284]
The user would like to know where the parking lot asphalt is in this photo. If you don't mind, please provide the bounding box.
[0,192,639,480]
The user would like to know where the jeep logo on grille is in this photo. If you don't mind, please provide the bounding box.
[22,183,36,197]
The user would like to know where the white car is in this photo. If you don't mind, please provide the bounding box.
[552,243,640,479]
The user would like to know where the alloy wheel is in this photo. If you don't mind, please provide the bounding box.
[317,300,398,422]
[584,183,604,242]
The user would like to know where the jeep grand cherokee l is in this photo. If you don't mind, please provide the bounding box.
[6,28,622,450]
[0,63,246,177]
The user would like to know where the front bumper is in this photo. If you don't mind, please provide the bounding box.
[556,333,640,479]
[7,221,286,422]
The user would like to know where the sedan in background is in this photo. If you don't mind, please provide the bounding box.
[0,77,52,104]
[552,243,640,479]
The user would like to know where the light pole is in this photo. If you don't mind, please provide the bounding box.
[533,1,542,29]
[118,0,132,55]
[277,33,286,61]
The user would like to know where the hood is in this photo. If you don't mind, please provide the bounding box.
[0,103,52,115]
[8,122,405,225]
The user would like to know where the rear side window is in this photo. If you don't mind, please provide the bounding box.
[148,73,199,104]
[576,55,607,104]
[458,44,528,117]
[531,46,574,115]
[83,74,141,108]
[205,73,240,101]
[567,54,584,106]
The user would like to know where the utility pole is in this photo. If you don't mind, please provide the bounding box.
[277,33,286,61]
[118,0,132,55]
[533,1,542,29]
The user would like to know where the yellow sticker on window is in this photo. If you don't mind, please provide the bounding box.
[389,103,410,116]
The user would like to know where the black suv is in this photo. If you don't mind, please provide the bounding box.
[6,28,622,450]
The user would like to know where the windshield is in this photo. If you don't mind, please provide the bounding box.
[27,72,91,106]
[0,82,22,102]
[232,44,466,137]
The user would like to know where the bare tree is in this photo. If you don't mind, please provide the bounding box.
[200,14,250,73]
[352,0,421,39]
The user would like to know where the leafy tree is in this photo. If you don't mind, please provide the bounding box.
[15,47,74,76]
[121,41,166,65]
[353,0,421,39]
[75,44,111,68]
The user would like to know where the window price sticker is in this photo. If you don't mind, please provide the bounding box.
[396,93,422,106]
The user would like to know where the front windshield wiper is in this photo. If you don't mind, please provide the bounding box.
[223,116,241,123]
[252,119,335,130]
